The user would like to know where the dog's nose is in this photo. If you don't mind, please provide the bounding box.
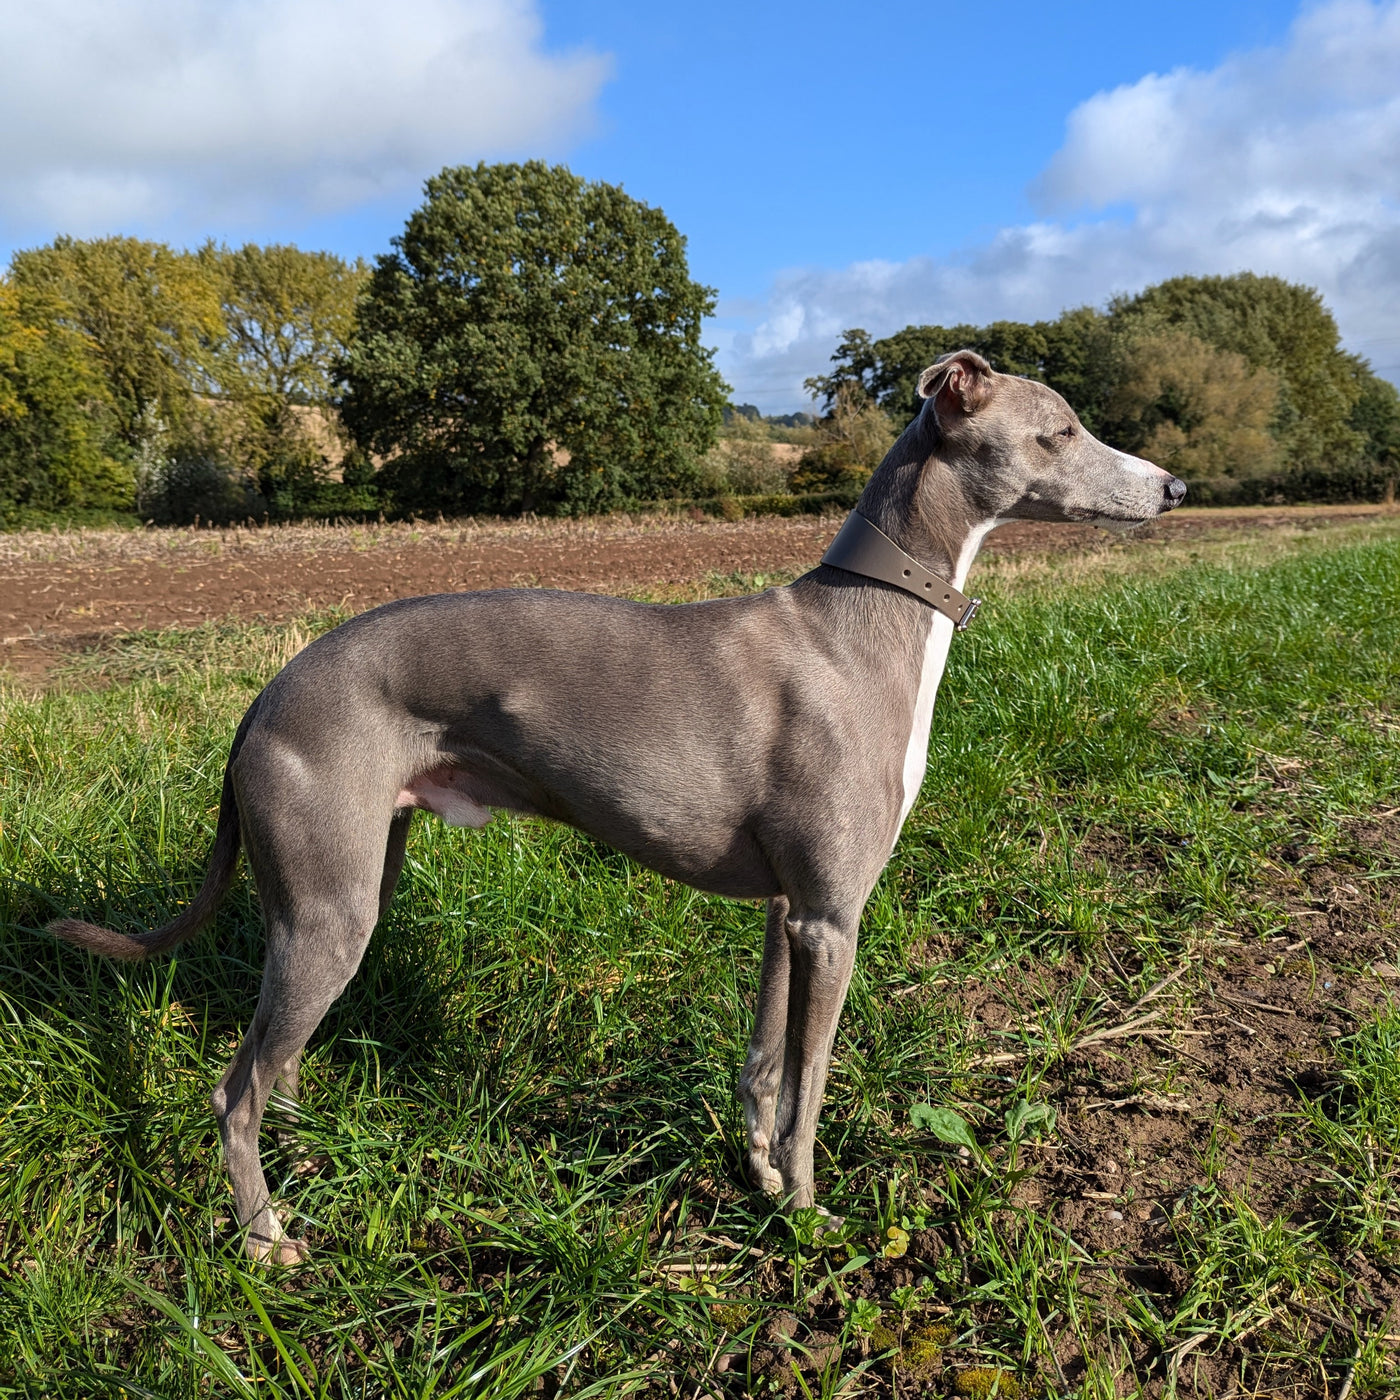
[1163,476,1187,510]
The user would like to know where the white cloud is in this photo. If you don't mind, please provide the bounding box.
[723,0,1400,411]
[0,0,610,235]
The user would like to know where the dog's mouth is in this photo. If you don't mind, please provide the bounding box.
[1091,511,1151,535]
[1060,505,1153,529]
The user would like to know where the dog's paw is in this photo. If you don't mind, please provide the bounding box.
[247,1232,309,1266]
[272,1236,309,1266]
[749,1154,785,1197]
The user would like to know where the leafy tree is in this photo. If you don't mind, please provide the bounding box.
[1103,330,1282,480]
[1349,371,1400,471]
[808,325,964,423]
[5,237,377,525]
[0,278,131,524]
[810,275,1381,485]
[1037,307,1121,433]
[807,312,1118,430]
[205,243,368,403]
[804,328,880,409]
[1109,273,1365,471]
[199,243,369,512]
[9,236,223,452]
[340,161,727,516]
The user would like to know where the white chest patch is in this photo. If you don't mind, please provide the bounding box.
[897,614,955,830]
[895,521,1000,839]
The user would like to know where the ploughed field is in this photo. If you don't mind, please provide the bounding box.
[0,508,1398,1397]
[2,503,1394,683]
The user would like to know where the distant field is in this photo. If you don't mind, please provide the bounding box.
[2,503,1397,685]
[0,515,1398,1396]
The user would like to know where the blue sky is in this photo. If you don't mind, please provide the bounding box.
[536,1,1294,296]
[3,0,1398,410]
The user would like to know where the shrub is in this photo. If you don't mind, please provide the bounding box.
[1183,463,1398,507]
[790,385,897,492]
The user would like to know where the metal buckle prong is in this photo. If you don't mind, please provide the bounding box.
[956,597,983,631]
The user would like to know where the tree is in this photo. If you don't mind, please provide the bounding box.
[1037,307,1120,434]
[1109,274,1365,471]
[10,236,223,452]
[0,278,131,524]
[804,328,880,410]
[806,312,1118,430]
[340,162,728,516]
[809,276,1376,484]
[205,243,368,403]
[199,243,369,513]
[1349,370,1400,471]
[1103,330,1282,480]
[807,325,973,424]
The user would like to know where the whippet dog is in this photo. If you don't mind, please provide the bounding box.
[49,350,1186,1262]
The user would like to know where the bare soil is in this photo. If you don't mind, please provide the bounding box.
[2,504,1394,684]
[732,815,1400,1396]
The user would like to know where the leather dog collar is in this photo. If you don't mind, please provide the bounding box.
[821,511,983,630]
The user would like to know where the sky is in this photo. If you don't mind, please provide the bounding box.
[1,0,1398,411]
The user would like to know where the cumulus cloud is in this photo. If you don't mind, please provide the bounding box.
[0,0,610,235]
[724,0,1400,411]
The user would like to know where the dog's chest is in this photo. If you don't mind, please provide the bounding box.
[897,615,955,830]
[894,521,995,835]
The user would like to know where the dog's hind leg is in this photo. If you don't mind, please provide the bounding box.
[739,896,790,1196]
[214,894,380,1264]
[766,902,860,1210]
[212,794,389,1265]
[264,808,413,1155]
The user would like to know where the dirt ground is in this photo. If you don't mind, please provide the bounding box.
[2,504,1394,684]
[729,813,1400,1397]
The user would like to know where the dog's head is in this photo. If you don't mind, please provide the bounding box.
[917,350,1186,527]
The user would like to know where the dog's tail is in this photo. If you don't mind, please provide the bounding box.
[46,759,243,963]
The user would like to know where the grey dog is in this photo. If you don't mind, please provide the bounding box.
[49,350,1185,1262]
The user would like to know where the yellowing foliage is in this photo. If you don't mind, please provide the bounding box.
[1109,330,1282,480]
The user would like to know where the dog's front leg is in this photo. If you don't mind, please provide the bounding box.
[739,896,790,1195]
[765,903,860,1209]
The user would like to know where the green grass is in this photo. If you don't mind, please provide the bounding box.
[1,523,1398,1396]
[1299,1008,1400,1254]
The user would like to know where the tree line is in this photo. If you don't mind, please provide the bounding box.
[0,236,370,527]
[800,277,1400,504]
[2,160,1396,528]
[0,163,725,527]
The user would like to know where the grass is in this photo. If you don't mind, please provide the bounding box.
[1,521,1398,1396]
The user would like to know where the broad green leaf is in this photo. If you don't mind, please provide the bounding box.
[1004,1099,1056,1144]
[910,1103,980,1156]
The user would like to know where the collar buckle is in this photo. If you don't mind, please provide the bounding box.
[956,596,983,631]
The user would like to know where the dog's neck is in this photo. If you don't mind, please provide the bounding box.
[793,420,998,714]
[851,419,992,591]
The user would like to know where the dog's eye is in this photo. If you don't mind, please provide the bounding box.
[1057,425,1075,438]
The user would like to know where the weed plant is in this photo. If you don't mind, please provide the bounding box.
[0,523,1397,1395]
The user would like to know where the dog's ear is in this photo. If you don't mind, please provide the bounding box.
[917,349,993,417]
